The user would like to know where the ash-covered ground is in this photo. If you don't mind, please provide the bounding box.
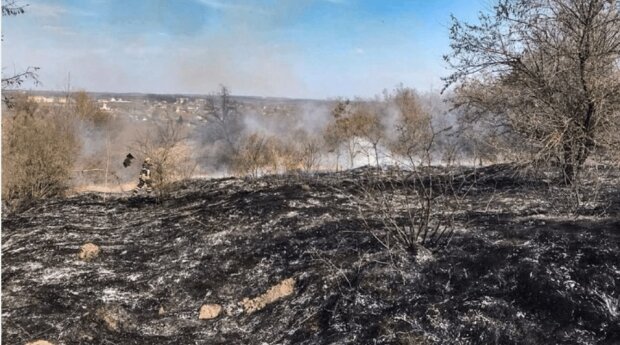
[2,165,619,345]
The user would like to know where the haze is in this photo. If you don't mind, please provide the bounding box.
[1,0,482,99]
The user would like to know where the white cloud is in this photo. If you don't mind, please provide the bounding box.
[29,3,95,18]
[42,24,78,36]
[194,0,258,12]
[29,3,69,18]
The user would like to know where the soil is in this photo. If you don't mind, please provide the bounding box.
[2,164,619,344]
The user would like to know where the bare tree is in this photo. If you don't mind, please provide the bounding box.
[1,0,25,15]
[204,85,243,150]
[354,101,387,167]
[1,0,39,108]
[445,0,620,184]
[323,99,351,170]
[199,85,245,171]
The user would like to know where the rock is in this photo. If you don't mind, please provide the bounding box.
[78,243,100,261]
[158,306,166,315]
[96,305,132,332]
[240,277,295,314]
[199,304,222,320]
[25,341,54,345]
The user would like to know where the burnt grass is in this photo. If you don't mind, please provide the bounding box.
[2,164,620,345]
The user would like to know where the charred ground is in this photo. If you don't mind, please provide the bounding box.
[2,164,620,344]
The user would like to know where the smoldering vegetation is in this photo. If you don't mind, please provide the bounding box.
[3,11,620,343]
[2,81,619,345]
[2,85,480,211]
[3,0,620,344]
[3,85,620,345]
[2,164,619,344]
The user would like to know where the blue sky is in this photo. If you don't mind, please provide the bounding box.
[2,0,483,99]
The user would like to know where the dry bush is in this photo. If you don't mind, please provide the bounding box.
[231,133,274,177]
[358,170,463,254]
[324,99,388,169]
[131,117,196,194]
[385,87,434,166]
[151,143,197,182]
[231,132,322,177]
[2,96,79,210]
[73,91,112,128]
[268,131,324,174]
[270,141,301,174]
[299,136,323,172]
[357,128,469,255]
[353,95,470,255]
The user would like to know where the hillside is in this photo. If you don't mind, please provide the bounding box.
[2,165,619,345]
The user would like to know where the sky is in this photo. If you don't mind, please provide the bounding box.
[1,0,484,99]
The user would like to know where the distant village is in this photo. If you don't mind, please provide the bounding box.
[11,90,328,128]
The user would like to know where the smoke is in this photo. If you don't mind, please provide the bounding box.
[69,85,471,190]
[241,101,332,138]
[191,88,335,175]
[172,1,311,97]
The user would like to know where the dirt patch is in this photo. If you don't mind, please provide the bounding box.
[78,243,100,261]
[25,341,54,345]
[241,278,295,314]
[199,304,222,319]
[72,183,135,194]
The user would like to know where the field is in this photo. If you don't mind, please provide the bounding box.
[2,164,619,344]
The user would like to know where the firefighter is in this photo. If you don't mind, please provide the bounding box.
[133,157,154,194]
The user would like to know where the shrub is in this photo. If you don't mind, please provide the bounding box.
[231,133,274,177]
[131,117,196,194]
[2,97,79,210]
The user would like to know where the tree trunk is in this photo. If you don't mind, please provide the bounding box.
[562,139,577,185]
[562,161,576,185]
[562,125,595,185]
